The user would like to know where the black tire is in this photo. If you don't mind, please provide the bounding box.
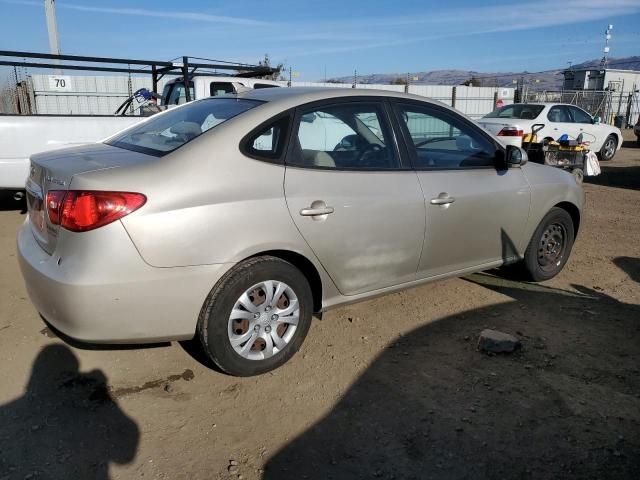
[599,134,617,161]
[198,256,313,377]
[520,207,575,282]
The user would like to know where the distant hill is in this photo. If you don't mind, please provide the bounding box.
[327,56,640,90]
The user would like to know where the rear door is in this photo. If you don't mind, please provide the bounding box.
[283,99,425,296]
[547,105,579,141]
[392,101,530,278]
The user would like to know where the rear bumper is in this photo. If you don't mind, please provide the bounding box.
[0,158,28,189]
[17,219,233,343]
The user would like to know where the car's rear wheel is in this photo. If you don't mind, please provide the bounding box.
[198,256,313,376]
[599,135,617,161]
[520,207,575,282]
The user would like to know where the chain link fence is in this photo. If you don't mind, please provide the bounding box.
[0,65,34,114]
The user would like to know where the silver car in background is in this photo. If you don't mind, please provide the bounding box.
[18,88,584,376]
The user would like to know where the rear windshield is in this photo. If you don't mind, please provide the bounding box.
[107,98,261,156]
[484,104,545,120]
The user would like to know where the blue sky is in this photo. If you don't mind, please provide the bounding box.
[1,0,639,80]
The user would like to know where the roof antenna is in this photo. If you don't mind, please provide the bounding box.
[601,24,613,69]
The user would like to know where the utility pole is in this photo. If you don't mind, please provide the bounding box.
[352,69,357,88]
[44,0,63,74]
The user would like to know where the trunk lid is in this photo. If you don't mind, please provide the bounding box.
[26,143,154,254]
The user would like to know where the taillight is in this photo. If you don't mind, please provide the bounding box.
[497,127,524,137]
[48,191,146,232]
[46,190,66,225]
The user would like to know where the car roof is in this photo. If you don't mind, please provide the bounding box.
[508,102,581,107]
[234,86,450,110]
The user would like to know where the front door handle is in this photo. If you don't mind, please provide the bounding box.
[430,194,455,206]
[300,200,334,217]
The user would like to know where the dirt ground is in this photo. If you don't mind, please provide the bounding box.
[0,132,639,480]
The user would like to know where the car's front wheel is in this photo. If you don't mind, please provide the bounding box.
[520,207,575,282]
[198,256,313,376]
[599,134,617,161]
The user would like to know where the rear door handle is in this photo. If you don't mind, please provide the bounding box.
[300,207,334,216]
[430,194,455,206]
[300,201,334,216]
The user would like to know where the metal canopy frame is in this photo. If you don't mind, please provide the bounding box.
[0,50,277,102]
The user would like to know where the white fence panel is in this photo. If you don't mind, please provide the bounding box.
[27,74,514,119]
[408,85,453,105]
[29,74,166,115]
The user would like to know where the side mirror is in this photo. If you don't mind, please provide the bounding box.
[506,145,528,167]
[593,116,601,125]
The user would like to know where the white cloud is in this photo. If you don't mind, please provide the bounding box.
[2,0,272,26]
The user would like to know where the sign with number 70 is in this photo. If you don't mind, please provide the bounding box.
[48,75,72,91]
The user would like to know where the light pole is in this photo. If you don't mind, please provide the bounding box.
[44,0,63,74]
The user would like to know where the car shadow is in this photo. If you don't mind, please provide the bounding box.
[264,273,640,479]
[585,165,640,191]
[0,344,140,479]
[621,139,638,149]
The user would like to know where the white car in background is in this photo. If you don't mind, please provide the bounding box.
[478,103,622,161]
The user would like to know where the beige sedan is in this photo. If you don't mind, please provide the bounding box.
[18,87,584,376]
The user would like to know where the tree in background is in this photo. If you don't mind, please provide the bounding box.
[390,77,407,85]
[258,54,286,81]
[461,76,483,87]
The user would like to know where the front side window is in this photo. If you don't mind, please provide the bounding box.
[107,98,261,156]
[569,106,593,124]
[289,102,399,170]
[484,104,544,120]
[397,103,497,169]
[547,106,572,123]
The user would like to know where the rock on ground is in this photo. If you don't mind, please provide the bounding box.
[478,329,521,353]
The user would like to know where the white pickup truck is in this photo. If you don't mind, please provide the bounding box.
[1,76,282,192]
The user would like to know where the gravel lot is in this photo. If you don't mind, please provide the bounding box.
[1,132,638,480]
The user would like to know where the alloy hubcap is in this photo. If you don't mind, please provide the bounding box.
[228,280,300,361]
[604,139,615,158]
[538,223,566,272]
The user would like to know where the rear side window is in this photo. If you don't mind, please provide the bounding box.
[242,115,291,161]
[107,98,261,157]
[547,106,572,123]
[210,82,235,96]
[165,82,195,105]
[484,104,544,120]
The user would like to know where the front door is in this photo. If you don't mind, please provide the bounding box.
[284,100,425,296]
[393,101,531,278]
[567,105,603,150]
